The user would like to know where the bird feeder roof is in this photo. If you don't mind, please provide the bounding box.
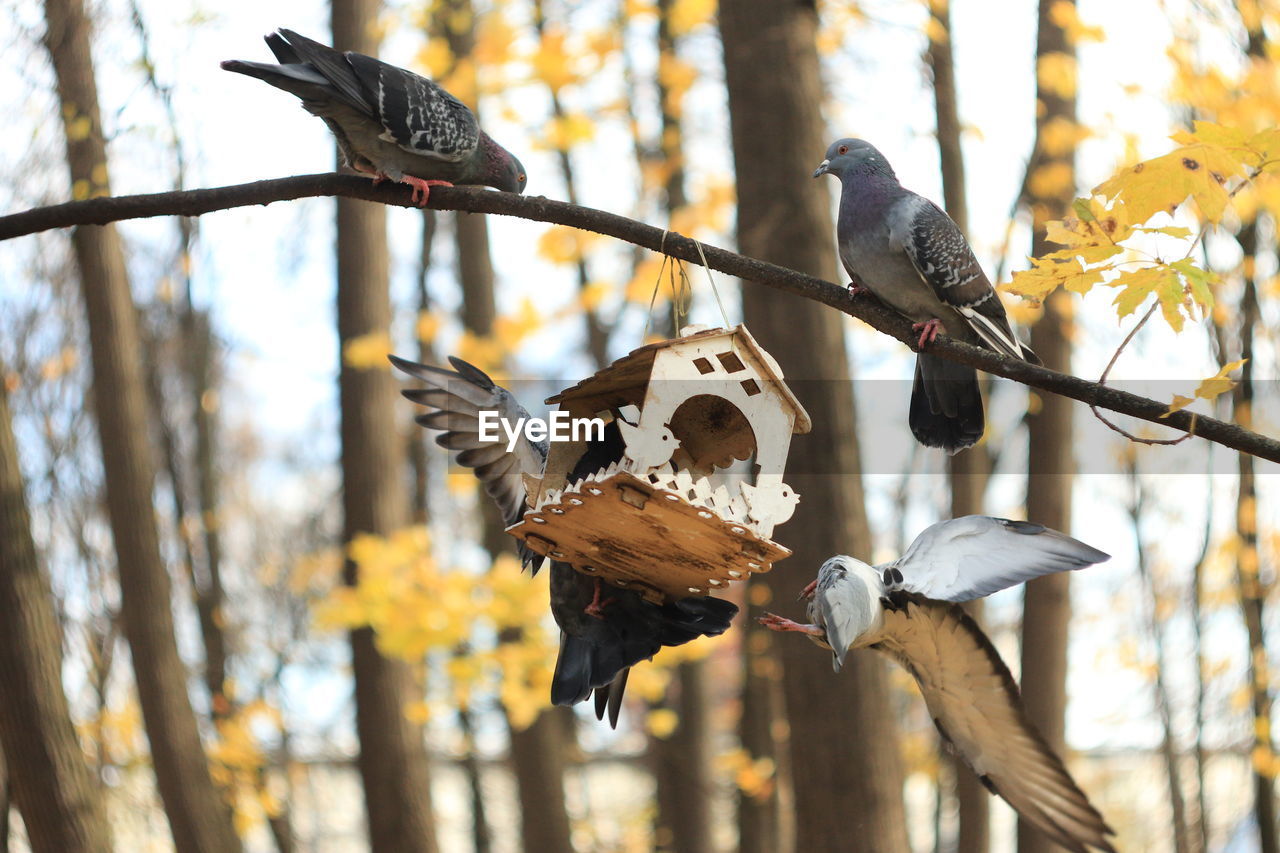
[545,324,812,434]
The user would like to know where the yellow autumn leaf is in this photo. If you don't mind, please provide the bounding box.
[343,331,393,370]
[66,114,92,141]
[474,13,516,66]
[1048,0,1105,44]
[416,311,443,344]
[536,112,595,151]
[1196,358,1246,401]
[1004,256,1105,300]
[531,29,577,93]
[580,281,611,312]
[1163,394,1195,417]
[1037,52,1077,99]
[493,298,542,351]
[1106,265,1184,328]
[646,708,679,738]
[537,224,601,264]
[416,38,454,79]
[1028,162,1075,199]
[313,586,367,631]
[1094,140,1248,224]
[1038,116,1092,158]
[669,0,715,35]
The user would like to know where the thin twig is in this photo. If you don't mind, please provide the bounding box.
[3,174,1280,462]
[1089,301,1194,447]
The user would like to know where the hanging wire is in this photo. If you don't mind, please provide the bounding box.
[642,232,736,339]
[691,238,733,329]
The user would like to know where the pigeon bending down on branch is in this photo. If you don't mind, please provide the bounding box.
[760,516,1114,853]
[222,29,526,205]
[390,355,737,727]
[814,139,1038,453]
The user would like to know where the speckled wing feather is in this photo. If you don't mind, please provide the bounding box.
[874,596,1116,853]
[344,52,479,162]
[888,196,1034,361]
[882,515,1110,603]
[391,355,546,566]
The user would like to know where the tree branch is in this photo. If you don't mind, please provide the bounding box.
[4,172,1279,463]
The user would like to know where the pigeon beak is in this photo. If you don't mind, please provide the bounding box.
[813,159,830,178]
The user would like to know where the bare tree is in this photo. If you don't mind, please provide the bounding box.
[720,1,910,850]
[927,1,992,846]
[0,357,112,853]
[1019,3,1079,850]
[330,3,441,851]
[42,1,242,849]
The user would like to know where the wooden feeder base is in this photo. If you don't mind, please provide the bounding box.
[507,471,790,605]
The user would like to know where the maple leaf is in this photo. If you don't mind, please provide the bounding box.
[1106,265,1184,328]
[1163,359,1246,416]
[1095,139,1249,223]
[342,330,393,370]
[1004,256,1106,300]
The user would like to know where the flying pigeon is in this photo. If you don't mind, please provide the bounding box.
[814,138,1037,453]
[759,515,1114,853]
[222,28,527,205]
[390,355,737,727]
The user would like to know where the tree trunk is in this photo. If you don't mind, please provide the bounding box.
[720,1,910,850]
[1232,231,1277,853]
[0,357,112,853]
[927,2,991,846]
[42,2,242,850]
[1018,3,1078,852]
[1126,467,1190,853]
[647,4,716,849]
[650,665,715,853]
[439,47,576,843]
[331,5,440,853]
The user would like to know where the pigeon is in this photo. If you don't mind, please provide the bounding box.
[222,29,526,205]
[759,515,1114,853]
[814,138,1037,453]
[391,355,737,727]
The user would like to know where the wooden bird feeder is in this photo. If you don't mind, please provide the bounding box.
[507,324,811,604]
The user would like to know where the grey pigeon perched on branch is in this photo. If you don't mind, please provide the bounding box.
[222,29,526,205]
[760,515,1114,853]
[390,355,737,727]
[814,139,1037,452]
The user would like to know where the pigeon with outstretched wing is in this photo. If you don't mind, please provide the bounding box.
[392,355,736,727]
[760,516,1114,853]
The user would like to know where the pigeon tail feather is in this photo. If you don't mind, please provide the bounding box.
[910,354,984,454]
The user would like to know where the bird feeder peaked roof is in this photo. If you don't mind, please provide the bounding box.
[509,324,810,604]
[546,324,812,434]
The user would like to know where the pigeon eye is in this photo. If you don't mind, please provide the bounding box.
[518,173,526,182]
[837,145,849,155]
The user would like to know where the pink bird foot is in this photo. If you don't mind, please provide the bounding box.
[798,579,818,600]
[401,176,454,207]
[585,578,615,620]
[846,275,870,297]
[757,612,824,637]
[911,318,945,349]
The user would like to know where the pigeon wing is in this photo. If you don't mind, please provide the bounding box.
[883,515,1109,602]
[344,52,480,163]
[888,195,1033,361]
[874,596,1115,853]
[271,29,378,119]
[392,355,546,537]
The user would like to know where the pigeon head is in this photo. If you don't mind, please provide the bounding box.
[813,138,897,182]
[479,133,528,194]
